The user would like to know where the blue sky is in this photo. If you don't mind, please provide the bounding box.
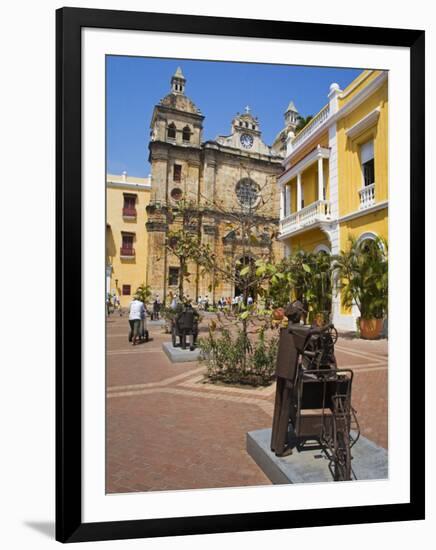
[106,56,363,177]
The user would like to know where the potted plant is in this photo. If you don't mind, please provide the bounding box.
[333,236,388,339]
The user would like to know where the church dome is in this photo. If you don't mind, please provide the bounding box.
[159,93,201,115]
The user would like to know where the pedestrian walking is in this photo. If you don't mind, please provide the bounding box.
[106,293,112,316]
[153,296,161,320]
[128,296,145,346]
[140,301,149,342]
[170,293,179,310]
[114,294,121,316]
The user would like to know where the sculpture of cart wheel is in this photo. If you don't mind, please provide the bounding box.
[331,395,352,481]
[333,428,351,481]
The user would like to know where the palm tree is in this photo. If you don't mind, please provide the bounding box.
[295,115,313,133]
[333,236,388,321]
[135,283,152,304]
[286,249,333,323]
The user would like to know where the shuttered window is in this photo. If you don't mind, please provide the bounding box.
[360,141,375,187]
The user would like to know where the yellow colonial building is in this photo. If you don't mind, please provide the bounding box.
[106,172,152,307]
[277,70,388,329]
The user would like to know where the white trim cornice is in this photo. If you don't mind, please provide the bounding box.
[345,107,381,140]
[107,180,152,191]
[277,220,333,241]
[339,70,375,99]
[338,71,387,118]
[339,201,388,223]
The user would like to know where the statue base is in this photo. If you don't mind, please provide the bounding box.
[147,319,166,326]
[162,341,202,363]
[246,428,388,484]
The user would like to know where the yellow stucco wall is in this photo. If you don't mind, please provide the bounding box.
[339,207,388,251]
[338,207,388,314]
[288,228,330,252]
[337,75,388,217]
[335,72,388,319]
[106,175,151,307]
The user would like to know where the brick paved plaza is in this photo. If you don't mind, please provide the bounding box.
[106,313,388,494]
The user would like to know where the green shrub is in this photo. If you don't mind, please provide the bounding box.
[198,327,278,387]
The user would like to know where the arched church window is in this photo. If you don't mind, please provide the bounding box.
[182,126,191,142]
[235,178,259,208]
[167,123,176,139]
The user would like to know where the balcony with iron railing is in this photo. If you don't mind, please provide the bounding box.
[120,247,135,258]
[122,207,137,218]
[279,200,332,237]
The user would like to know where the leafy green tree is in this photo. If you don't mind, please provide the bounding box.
[134,283,152,303]
[159,173,288,381]
[165,198,212,300]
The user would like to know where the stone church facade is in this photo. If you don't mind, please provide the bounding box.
[146,67,289,303]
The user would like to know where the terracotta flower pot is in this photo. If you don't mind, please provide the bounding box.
[272,307,285,321]
[359,318,383,340]
[313,313,326,327]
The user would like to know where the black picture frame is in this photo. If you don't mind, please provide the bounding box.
[56,7,425,543]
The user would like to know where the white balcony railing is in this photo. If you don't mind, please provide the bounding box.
[280,200,332,236]
[292,105,330,149]
[359,183,375,210]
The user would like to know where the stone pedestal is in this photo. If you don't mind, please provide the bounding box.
[162,341,202,363]
[247,428,388,484]
[147,319,166,327]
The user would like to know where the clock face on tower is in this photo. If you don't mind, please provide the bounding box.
[240,133,254,149]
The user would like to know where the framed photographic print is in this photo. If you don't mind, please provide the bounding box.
[56,7,425,543]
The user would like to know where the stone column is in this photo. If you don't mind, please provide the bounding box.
[318,154,324,201]
[285,185,291,217]
[279,183,285,219]
[328,82,342,115]
[297,173,302,211]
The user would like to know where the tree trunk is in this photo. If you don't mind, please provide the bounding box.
[179,257,185,299]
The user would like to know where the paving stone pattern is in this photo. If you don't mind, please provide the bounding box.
[106,313,388,493]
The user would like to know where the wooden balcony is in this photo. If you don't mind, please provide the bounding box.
[122,207,137,218]
[120,247,135,258]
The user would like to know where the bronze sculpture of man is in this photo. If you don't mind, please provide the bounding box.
[270,300,310,457]
[175,302,199,350]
